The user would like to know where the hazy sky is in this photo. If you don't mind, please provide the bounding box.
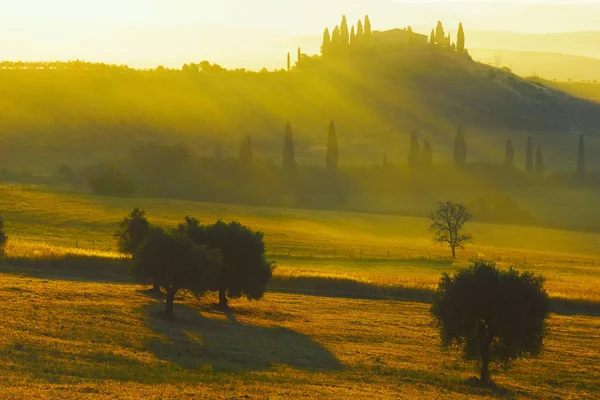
[0,1,599,68]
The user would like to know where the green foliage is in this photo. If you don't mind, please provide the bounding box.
[0,217,7,256]
[134,227,221,317]
[453,127,467,167]
[177,217,275,307]
[457,23,465,52]
[431,260,550,383]
[115,208,150,255]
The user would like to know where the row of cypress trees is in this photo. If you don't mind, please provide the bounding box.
[429,21,466,52]
[321,15,373,57]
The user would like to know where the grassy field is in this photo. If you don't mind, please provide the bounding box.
[0,185,599,398]
[0,274,598,399]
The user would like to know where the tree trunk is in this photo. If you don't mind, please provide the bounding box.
[219,287,228,309]
[165,287,176,318]
[152,277,161,292]
[480,342,490,384]
[451,246,456,259]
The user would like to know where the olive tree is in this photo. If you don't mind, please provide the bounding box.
[115,208,150,255]
[177,217,275,309]
[134,227,221,318]
[429,201,472,258]
[431,260,549,384]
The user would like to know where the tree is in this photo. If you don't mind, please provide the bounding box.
[340,15,349,46]
[429,201,472,259]
[350,25,356,45]
[457,22,465,52]
[408,130,421,170]
[134,227,221,318]
[283,121,295,170]
[321,28,331,56]
[356,20,364,42]
[422,139,433,169]
[435,21,445,46]
[453,127,467,167]
[364,15,372,43]
[239,135,253,166]
[326,121,339,171]
[525,137,534,176]
[331,25,341,49]
[535,145,544,179]
[287,52,291,71]
[431,260,549,384]
[577,134,586,179]
[0,217,8,257]
[297,47,302,66]
[177,218,275,309]
[87,166,136,197]
[430,29,435,45]
[504,139,514,168]
[115,208,150,255]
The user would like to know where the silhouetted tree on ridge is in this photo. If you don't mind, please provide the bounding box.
[453,127,467,167]
[435,21,445,46]
[457,22,465,52]
[321,28,331,56]
[364,15,372,43]
[350,25,356,45]
[430,29,435,45]
[287,52,291,71]
[341,15,350,46]
[357,20,364,42]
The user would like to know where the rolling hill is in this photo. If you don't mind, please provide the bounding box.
[1,45,599,172]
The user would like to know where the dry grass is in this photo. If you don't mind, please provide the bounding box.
[0,274,598,399]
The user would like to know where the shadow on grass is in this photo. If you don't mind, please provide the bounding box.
[0,255,129,283]
[269,275,600,317]
[146,303,341,372]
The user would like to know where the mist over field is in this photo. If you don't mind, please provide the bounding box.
[0,2,599,399]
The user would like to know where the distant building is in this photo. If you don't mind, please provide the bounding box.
[373,28,429,46]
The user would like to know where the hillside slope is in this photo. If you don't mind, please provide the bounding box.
[0,48,599,171]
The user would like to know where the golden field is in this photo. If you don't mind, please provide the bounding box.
[0,185,599,398]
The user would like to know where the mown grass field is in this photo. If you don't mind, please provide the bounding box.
[0,185,599,398]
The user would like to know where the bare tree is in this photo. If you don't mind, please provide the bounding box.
[429,201,473,258]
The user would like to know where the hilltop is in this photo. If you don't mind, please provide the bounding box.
[0,38,599,172]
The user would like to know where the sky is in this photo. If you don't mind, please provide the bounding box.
[0,0,599,69]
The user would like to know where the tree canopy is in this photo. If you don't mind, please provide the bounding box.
[429,201,472,258]
[431,260,549,384]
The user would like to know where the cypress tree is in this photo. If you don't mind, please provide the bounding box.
[297,47,302,66]
[453,127,467,167]
[525,137,534,176]
[340,15,349,46]
[321,28,331,56]
[357,20,364,44]
[577,134,586,179]
[422,139,433,169]
[457,22,465,52]
[239,135,253,166]
[350,26,356,45]
[364,15,372,43]
[435,21,445,46]
[503,139,514,168]
[287,52,291,71]
[407,26,414,45]
[326,121,339,171]
[535,145,544,179]
[408,130,421,170]
[430,29,435,45]
[283,122,295,170]
[332,25,341,50]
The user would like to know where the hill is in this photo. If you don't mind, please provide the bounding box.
[469,49,600,82]
[1,46,600,173]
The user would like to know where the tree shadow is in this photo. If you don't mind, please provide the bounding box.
[145,303,342,372]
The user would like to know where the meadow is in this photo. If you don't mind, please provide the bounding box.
[1,185,599,398]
